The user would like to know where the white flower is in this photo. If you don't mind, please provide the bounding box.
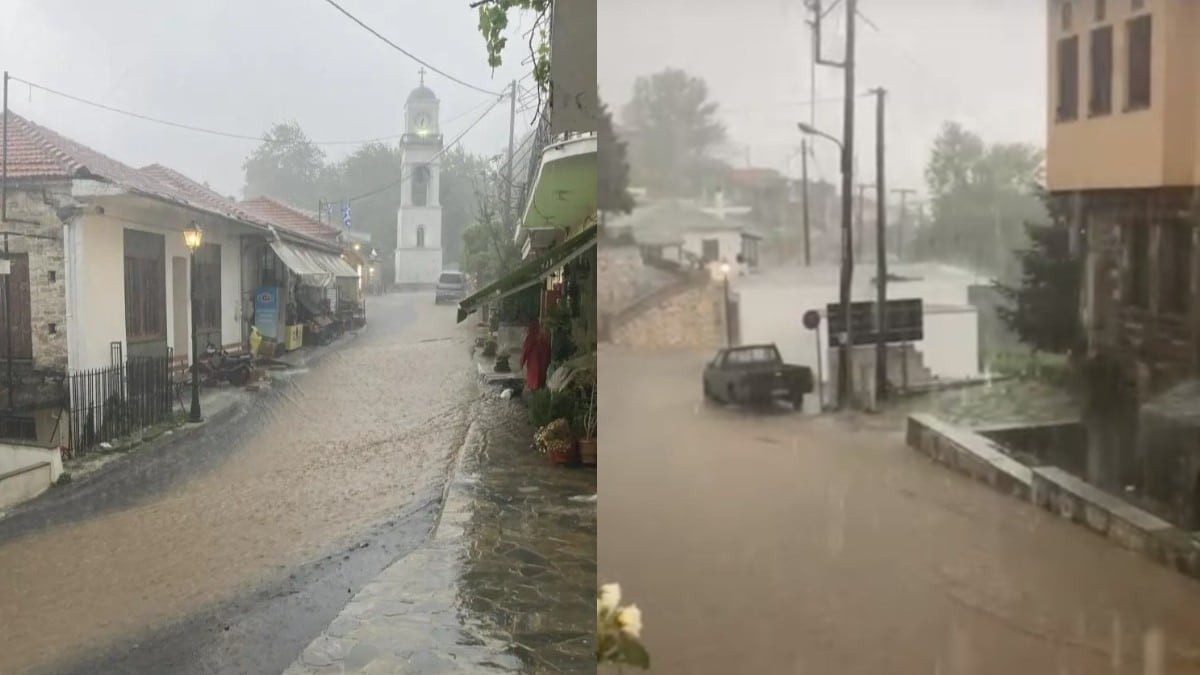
[598,583,621,613]
[616,604,642,638]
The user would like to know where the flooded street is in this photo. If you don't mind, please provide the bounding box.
[0,293,476,674]
[599,347,1200,674]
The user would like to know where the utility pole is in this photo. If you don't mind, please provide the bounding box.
[801,139,811,266]
[811,0,857,410]
[855,183,873,260]
[871,88,888,403]
[892,188,916,261]
[504,80,517,232]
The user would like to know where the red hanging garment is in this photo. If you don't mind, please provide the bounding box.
[520,319,551,390]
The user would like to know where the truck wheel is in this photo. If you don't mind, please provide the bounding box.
[702,382,716,404]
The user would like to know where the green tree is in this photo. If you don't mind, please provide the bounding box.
[440,146,492,265]
[993,188,1083,355]
[476,0,551,96]
[597,100,633,215]
[621,69,726,197]
[461,168,521,287]
[913,121,1045,280]
[243,121,326,206]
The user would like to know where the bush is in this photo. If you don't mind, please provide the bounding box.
[528,388,575,428]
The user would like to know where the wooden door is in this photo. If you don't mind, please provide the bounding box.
[0,253,34,360]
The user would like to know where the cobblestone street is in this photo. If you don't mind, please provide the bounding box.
[286,387,597,674]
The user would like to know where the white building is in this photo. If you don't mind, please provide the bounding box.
[394,74,444,289]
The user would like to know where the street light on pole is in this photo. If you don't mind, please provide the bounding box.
[797,121,853,409]
[183,223,203,423]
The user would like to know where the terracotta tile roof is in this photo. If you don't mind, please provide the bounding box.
[138,164,273,227]
[2,111,189,204]
[240,196,341,240]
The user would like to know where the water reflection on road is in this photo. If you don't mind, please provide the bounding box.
[0,294,474,674]
[600,346,1200,674]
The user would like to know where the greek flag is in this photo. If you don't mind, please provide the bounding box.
[341,202,352,230]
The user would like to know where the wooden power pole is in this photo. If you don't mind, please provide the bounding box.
[892,188,916,261]
[871,88,888,403]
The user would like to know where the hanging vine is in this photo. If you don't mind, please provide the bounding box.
[474,0,553,113]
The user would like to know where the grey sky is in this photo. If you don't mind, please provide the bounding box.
[0,0,537,200]
[599,0,1047,200]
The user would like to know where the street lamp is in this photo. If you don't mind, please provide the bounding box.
[798,120,854,409]
[183,223,203,423]
[720,262,733,347]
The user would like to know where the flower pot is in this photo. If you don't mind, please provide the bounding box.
[579,438,597,466]
[547,441,577,465]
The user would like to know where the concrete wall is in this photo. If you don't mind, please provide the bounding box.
[0,461,52,510]
[72,198,249,371]
[0,443,63,481]
[610,281,724,350]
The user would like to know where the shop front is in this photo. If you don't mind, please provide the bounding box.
[248,238,359,355]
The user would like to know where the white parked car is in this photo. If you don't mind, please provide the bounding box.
[435,270,466,304]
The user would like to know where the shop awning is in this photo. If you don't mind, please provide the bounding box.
[271,241,358,287]
[457,225,597,323]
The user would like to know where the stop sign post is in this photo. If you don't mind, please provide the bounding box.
[803,309,825,412]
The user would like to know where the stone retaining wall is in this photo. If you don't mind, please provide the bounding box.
[907,413,1032,499]
[907,413,1200,582]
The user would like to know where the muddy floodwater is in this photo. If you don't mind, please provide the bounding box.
[600,347,1200,674]
[0,294,474,674]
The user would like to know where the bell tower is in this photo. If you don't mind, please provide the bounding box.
[395,68,444,288]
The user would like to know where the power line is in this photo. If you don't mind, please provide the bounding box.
[12,75,495,147]
[320,0,503,97]
[348,93,507,203]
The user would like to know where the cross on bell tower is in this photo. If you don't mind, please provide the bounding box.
[418,67,426,86]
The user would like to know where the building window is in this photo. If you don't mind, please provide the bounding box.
[1161,221,1193,315]
[125,256,166,341]
[1094,0,1106,21]
[1057,36,1080,121]
[1090,26,1114,116]
[1128,223,1150,309]
[193,243,222,335]
[1127,15,1152,110]
[412,166,430,207]
[416,225,425,248]
[701,238,719,262]
[1061,1,1073,30]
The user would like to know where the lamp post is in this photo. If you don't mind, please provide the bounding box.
[720,261,733,347]
[797,121,853,409]
[183,223,203,423]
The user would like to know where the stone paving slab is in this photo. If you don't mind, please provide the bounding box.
[285,386,595,674]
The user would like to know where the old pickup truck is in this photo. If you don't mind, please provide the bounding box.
[702,343,814,411]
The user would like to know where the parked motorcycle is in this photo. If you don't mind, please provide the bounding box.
[195,343,255,387]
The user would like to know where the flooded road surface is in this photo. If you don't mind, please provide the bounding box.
[0,293,476,674]
[599,346,1200,675]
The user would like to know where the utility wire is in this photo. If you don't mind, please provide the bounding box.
[320,0,503,97]
[12,75,499,147]
[347,93,507,203]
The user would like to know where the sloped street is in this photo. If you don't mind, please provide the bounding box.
[0,293,478,675]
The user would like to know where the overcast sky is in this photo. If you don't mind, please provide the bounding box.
[599,0,1046,201]
[0,0,538,200]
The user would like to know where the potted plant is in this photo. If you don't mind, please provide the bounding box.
[578,383,597,466]
[597,583,649,670]
[535,418,576,465]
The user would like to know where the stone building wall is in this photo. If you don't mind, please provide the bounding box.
[610,281,724,350]
[3,186,70,371]
[0,185,72,412]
